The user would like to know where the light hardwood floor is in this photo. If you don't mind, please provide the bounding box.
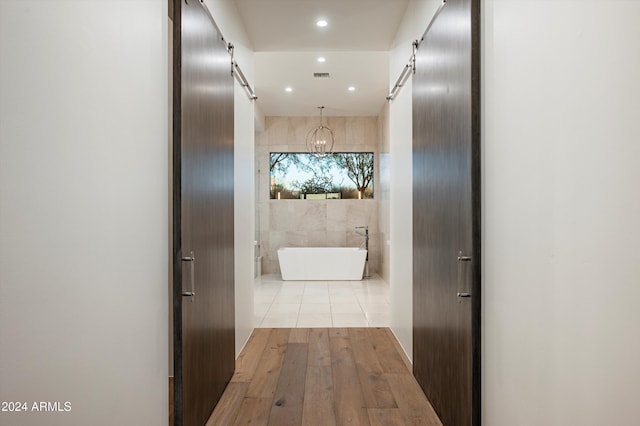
[207,328,442,426]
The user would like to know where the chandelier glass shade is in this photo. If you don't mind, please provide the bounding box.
[306,106,334,157]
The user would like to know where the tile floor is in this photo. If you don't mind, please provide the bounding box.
[254,273,390,328]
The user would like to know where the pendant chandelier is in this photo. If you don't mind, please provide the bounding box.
[306,106,334,157]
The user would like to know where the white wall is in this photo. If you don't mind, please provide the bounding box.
[204,0,256,356]
[482,1,640,424]
[233,75,256,356]
[0,1,168,425]
[387,0,442,364]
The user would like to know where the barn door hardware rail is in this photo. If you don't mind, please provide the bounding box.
[386,0,447,101]
[196,0,258,101]
[228,43,258,101]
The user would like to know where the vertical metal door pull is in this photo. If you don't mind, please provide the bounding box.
[457,250,472,262]
[457,251,472,301]
[181,251,195,301]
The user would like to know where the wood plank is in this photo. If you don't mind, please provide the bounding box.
[386,373,442,426]
[329,327,349,338]
[383,328,413,373]
[205,382,248,426]
[308,328,331,367]
[368,328,408,373]
[349,327,370,340]
[289,328,310,343]
[330,335,370,425]
[367,408,405,426]
[232,398,272,426]
[246,328,290,398]
[302,365,336,426]
[349,329,397,409]
[269,343,308,426]
[268,343,308,425]
[232,328,272,383]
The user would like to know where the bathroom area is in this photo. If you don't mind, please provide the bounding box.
[253,115,392,328]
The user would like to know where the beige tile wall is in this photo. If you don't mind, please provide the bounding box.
[256,116,380,275]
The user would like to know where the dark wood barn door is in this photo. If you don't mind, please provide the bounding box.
[412,0,480,425]
[172,0,235,424]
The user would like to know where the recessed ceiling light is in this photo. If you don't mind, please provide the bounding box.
[316,19,328,28]
[348,86,356,91]
[317,57,326,63]
[285,87,293,92]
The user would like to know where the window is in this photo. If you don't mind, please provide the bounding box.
[270,152,374,199]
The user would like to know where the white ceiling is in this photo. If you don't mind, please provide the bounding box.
[233,0,410,116]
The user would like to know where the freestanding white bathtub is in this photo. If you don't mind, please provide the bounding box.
[277,247,367,281]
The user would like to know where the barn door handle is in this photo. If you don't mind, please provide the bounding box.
[181,251,195,301]
[457,251,471,262]
[457,251,471,301]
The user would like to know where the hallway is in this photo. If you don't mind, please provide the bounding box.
[3,1,640,425]
[207,328,441,425]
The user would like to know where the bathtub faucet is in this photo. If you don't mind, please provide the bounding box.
[355,226,369,248]
[355,226,369,278]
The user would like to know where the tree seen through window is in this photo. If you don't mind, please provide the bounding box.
[269,152,374,199]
